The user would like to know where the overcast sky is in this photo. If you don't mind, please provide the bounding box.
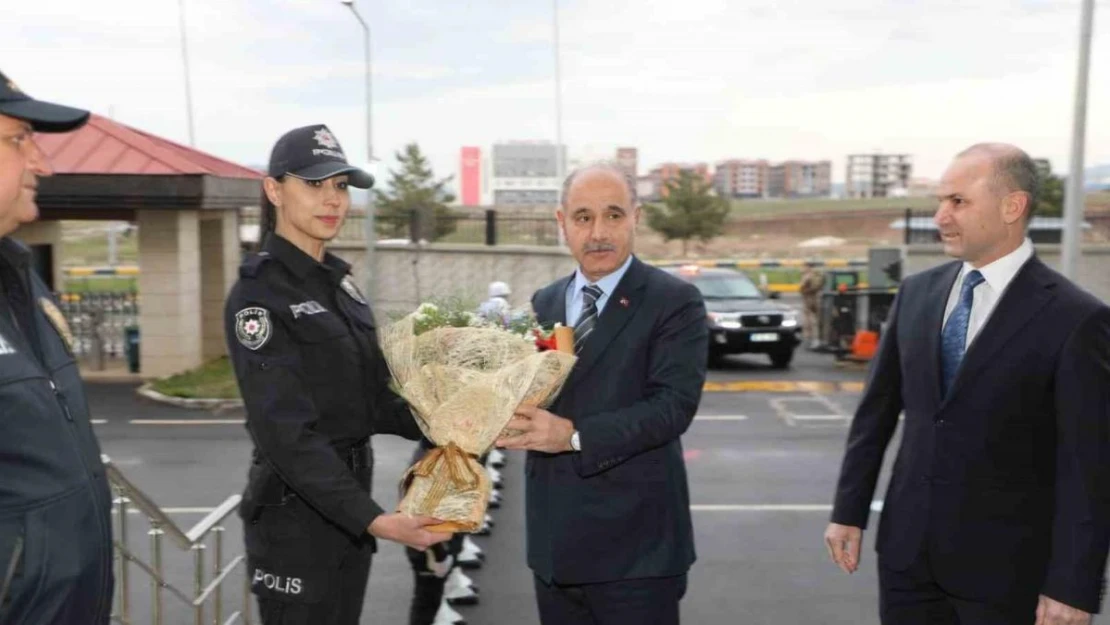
[3,0,1109,189]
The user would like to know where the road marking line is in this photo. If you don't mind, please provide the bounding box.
[128,419,245,425]
[91,419,108,425]
[111,502,888,515]
[702,381,864,393]
[770,391,852,427]
[692,501,884,512]
[692,504,831,512]
[694,415,749,421]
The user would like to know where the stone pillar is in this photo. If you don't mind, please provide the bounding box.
[137,209,201,378]
[200,211,239,360]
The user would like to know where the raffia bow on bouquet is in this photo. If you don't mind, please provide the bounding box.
[379,303,576,533]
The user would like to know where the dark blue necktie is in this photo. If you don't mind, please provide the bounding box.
[940,270,984,396]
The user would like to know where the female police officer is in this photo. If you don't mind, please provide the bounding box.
[224,124,450,624]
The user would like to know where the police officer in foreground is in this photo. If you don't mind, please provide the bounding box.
[0,70,114,624]
[225,124,450,624]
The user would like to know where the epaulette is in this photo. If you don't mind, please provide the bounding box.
[239,251,274,278]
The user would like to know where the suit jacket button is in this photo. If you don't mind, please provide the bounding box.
[935,419,946,427]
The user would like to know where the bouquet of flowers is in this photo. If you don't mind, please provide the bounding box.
[379,300,576,532]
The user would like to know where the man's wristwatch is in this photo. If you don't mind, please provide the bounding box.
[569,431,581,452]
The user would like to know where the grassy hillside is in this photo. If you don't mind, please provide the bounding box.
[727,196,936,218]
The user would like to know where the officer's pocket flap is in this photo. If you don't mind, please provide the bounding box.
[291,317,348,344]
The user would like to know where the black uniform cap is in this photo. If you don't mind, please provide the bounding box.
[267,124,373,189]
[0,69,89,133]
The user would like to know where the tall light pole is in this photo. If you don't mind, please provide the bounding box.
[1061,0,1096,279]
[177,0,196,146]
[341,0,377,297]
[553,0,566,245]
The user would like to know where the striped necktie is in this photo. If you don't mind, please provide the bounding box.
[573,284,603,354]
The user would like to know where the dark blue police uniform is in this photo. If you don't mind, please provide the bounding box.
[225,233,423,624]
[0,238,114,625]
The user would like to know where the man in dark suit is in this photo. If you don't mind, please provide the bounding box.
[825,143,1110,625]
[496,163,708,625]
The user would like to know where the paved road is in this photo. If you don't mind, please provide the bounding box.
[88,348,895,624]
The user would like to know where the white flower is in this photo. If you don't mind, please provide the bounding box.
[417,303,438,314]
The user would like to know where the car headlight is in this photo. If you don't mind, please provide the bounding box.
[707,313,741,330]
[781,312,799,328]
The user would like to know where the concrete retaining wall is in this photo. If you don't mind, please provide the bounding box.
[329,242,577,319]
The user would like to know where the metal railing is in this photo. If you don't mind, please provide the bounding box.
[899,208,1110,245]
[103,455,252,625]
[347,210,559,246]
[239,208,560,246]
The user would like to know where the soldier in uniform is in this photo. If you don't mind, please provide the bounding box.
[225,124,450,624]
[0,70,115,625]
[799,265,826,349]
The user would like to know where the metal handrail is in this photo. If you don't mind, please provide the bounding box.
[102,455,253,625]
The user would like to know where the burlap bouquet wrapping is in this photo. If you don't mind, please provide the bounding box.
[380,312,576,532]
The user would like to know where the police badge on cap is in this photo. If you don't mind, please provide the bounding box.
[235,307,272,350]
[267,124,374,189]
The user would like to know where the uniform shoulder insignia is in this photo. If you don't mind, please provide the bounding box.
[240,252,274,278]
[235,307,273,350]
[340,275,368,306]
[40,297,75,354]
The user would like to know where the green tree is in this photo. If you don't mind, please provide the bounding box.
[374,143,458,241]
[1034,159,1064,218]
[643,170,730,256]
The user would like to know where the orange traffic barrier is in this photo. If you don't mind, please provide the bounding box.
[851,330,879,360]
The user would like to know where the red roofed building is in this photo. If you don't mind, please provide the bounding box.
[16,115,262,378]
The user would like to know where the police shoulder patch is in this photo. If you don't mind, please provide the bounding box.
[40,297,75,354]
[235,307,272,351]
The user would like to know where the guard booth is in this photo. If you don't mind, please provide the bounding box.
[18,114,262,378]
[817,247,901,360]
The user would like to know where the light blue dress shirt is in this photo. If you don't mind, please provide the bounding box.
[564,254,635,327]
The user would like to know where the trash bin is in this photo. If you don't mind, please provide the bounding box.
[125,325,140,373]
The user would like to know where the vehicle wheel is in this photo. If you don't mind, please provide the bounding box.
[769,348,794,369]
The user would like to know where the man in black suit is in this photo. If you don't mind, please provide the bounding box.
[825,143,1110,625]
[496,163,708,625]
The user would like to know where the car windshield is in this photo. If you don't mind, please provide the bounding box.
[691,275,763,299]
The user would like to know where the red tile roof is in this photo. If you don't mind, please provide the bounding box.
[34,114,262,179]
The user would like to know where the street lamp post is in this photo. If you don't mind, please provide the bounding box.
[177,0,196,146]
[1061,0,1096,279]
[341,0,377,298]
[553,0,566,245]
